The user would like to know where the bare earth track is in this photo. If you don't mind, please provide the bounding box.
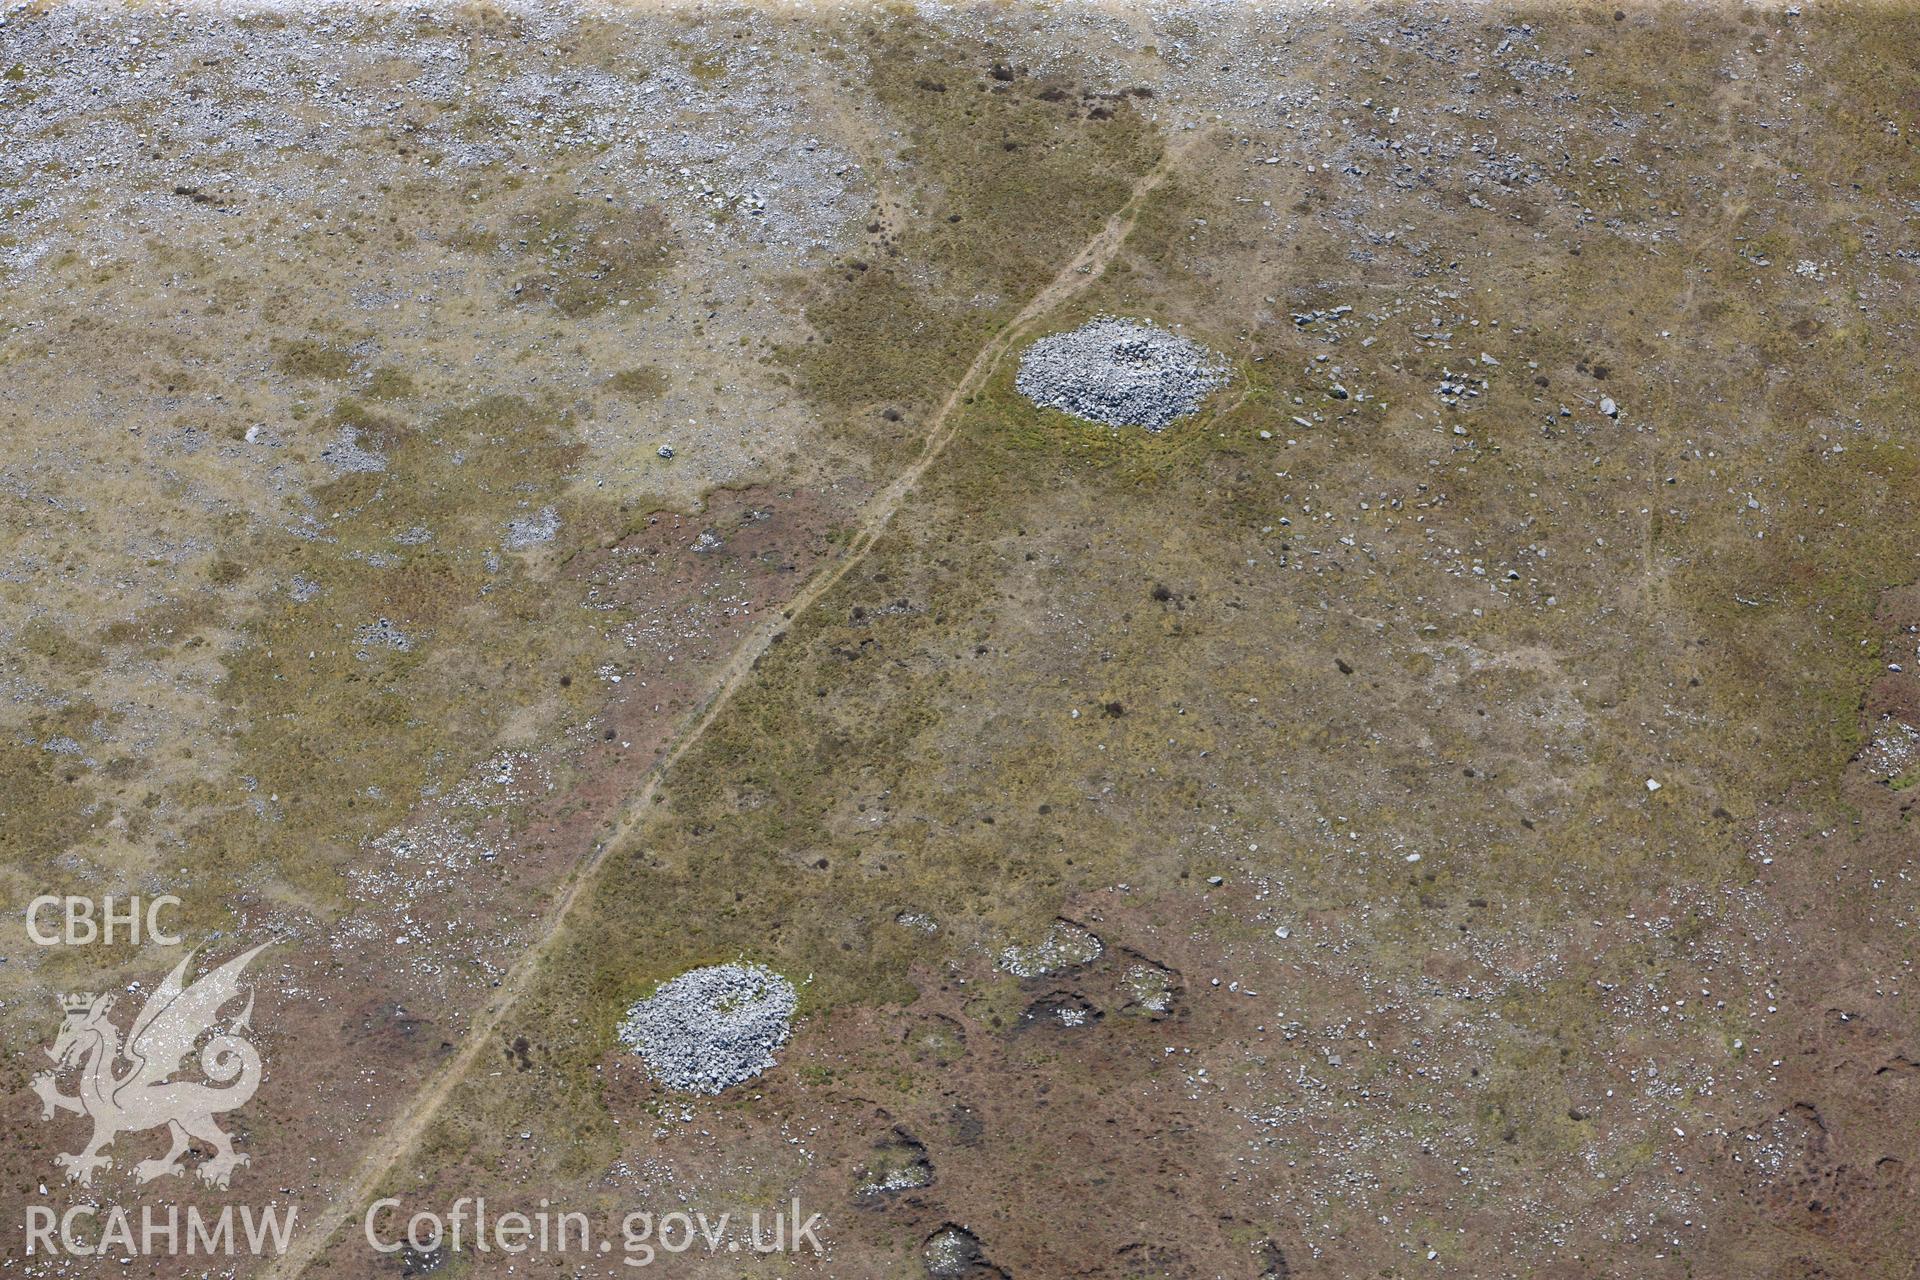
[11,6,1920,1276]
[260,131,1198,1280]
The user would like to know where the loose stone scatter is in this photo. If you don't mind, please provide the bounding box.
[353,617,412,655]
[618,962,797,1094]
[1015,316,1227,431]
[997,918,1103,978]
[504,506,560,550]
[1122,961,1176,1016]
[855,1129,934,1197]
[319,425,388,474]
[923,1224,998,1279]
[1861,716,1920,783]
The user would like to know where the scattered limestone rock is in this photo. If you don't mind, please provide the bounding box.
[504,506,560,550]
[894,910,938,934]
[1860,716,1920,784]
[1120,956,1180,1019]
[855,1128,934,1197]
[998,917,1103,978]
[353,617,412,656]
[1020,990,1102,1030]
[319,425,386,474]
[924,1224,1007,1279]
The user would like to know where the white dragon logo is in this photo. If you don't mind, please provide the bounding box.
[32,944,267,1189]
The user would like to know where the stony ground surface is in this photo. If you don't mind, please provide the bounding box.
[5,2,1920,1278]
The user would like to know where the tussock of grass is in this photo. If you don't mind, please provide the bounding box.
[272,336,357,381]
[780,21,1159,468]
[508,198,673,318]
[81,392,615,917]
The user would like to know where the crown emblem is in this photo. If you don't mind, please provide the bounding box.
[58,993,98,1015]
